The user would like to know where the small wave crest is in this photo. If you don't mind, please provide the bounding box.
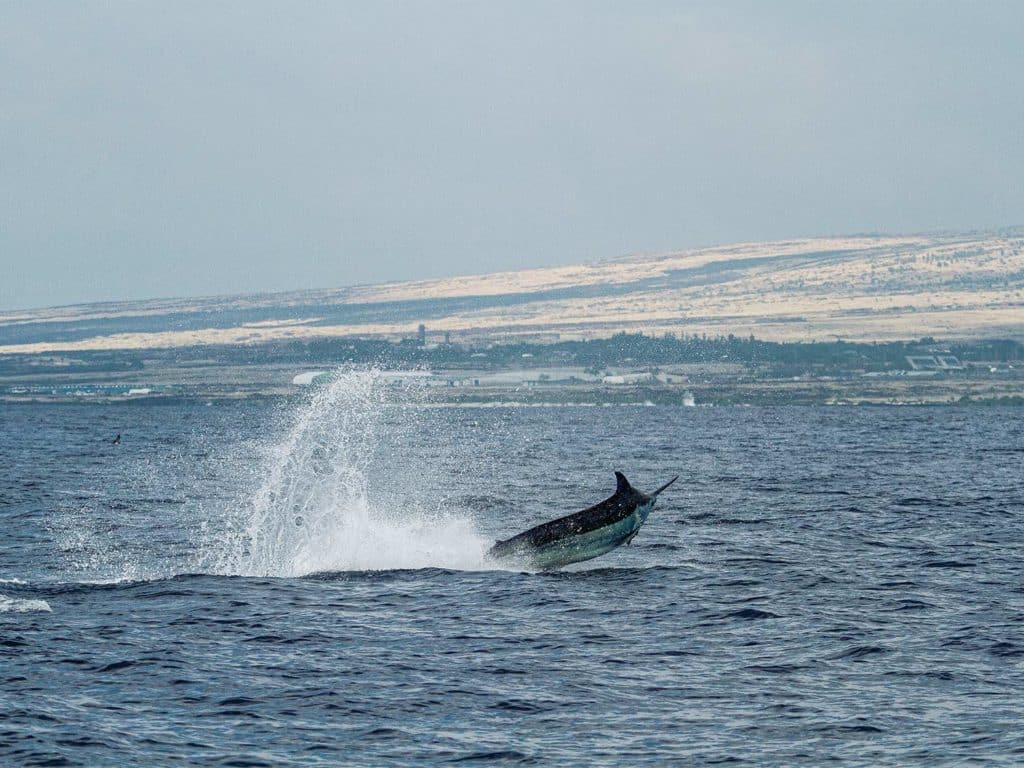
[0,593,52,613]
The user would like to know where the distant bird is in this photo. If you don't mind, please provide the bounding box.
[112,434,121,445]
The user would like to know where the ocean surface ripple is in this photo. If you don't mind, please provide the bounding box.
[2,378,1023,766]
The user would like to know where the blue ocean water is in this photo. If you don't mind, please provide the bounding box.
[2,372,1023,766]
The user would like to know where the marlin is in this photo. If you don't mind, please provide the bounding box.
[488,472,678,570]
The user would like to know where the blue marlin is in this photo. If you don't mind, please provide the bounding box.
[488,472,678,570]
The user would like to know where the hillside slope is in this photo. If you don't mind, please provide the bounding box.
[2,232,1022,353]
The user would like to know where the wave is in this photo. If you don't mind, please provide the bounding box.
[0,593,52,613]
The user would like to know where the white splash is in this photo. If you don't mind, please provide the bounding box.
[202,368,495,577]
[0,593,52,613]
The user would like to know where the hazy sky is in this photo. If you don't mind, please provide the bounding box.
[2,2,1022,310]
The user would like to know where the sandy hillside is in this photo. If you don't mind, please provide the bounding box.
[2,233,1022,354]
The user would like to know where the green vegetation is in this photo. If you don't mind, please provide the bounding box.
[1,333,1020,406]
[0,333,1021,378]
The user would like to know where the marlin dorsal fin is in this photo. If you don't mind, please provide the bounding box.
[614,471,632,494]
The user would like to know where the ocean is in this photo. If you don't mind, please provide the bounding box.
[2,370,1022,766]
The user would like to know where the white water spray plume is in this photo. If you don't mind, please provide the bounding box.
[200,368,497,577]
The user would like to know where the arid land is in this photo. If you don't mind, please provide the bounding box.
[2,231,1022,405]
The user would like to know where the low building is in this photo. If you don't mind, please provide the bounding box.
[906,355,963,372]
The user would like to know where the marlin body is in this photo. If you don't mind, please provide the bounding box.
[488,472,678,570]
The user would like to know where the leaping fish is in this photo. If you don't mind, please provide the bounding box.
[488,472,677,570]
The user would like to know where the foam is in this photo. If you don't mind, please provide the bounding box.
[200,368,497,577]
[0,593,52,613]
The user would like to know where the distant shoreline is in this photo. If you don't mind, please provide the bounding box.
[2,331,1021,407]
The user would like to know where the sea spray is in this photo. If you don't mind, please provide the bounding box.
[48,368,499,582]
[201,368,495,576]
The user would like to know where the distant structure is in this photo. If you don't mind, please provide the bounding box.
[601,372,654,385]
[417,324,426,346]
[444,331,451,345]
[905,355,963,372]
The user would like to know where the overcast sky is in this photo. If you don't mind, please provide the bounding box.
[2,1,1022,310]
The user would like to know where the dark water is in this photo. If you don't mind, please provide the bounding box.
[2,379,1023,766]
